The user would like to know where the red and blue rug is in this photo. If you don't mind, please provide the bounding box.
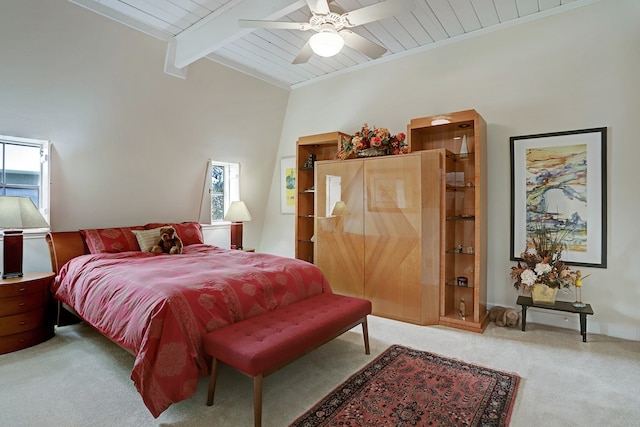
[291,345,520,426]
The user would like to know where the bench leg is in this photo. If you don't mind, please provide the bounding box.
[206,358,219,406]
[362,317,370,355]
[253,374,263,427]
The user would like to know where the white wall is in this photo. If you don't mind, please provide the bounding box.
[0,0,289,256]
[4,0,638,341]
[260,0,640,340]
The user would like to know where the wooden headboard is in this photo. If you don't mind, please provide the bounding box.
[46,231,90,275]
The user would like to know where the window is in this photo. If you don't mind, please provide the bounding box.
[210,161,240,222]
[0,135,50,223]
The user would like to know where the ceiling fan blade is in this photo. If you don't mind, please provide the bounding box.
[343,0,415,27]
[292,42,314,64]
[306,0,330,15]
[238,19,310,31]
[341,30,387,59]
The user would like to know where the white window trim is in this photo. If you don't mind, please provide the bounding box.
[208,160,240,224]
[0,134,50,228]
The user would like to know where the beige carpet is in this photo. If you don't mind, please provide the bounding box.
[1,315,638,426]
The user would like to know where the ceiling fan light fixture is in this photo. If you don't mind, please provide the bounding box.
[309,27,344,57]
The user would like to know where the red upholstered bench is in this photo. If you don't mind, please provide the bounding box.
[203,292,372,427]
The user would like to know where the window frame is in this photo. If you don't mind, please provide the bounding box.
[0,134,50,226]
[209,160,240,223]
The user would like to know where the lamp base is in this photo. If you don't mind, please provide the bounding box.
[3,230,24,279]
[230,222,244,250]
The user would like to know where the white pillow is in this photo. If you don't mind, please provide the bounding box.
[132,227,165,252]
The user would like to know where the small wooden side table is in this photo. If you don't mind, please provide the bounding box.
[517,296,594,342]
[0,272,55,354]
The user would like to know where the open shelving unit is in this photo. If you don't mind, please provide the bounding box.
[408,109,489,333]
[295,131,348,263]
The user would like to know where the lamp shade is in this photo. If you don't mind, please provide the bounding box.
[0,196,49,229]
[309,27,344,57]
[224,201,252,223]
[331,200,349,216]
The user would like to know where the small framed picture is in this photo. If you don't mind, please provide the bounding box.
[280,156,296,214]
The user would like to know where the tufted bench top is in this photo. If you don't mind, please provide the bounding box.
[203,292,372,377]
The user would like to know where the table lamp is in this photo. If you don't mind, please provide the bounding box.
[331,200,349,216]
[0,196,50,279]
[224,201,252,250]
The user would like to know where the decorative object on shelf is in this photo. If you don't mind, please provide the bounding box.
[459,134,468,155]
[355,147,387,157]
[302,153,316,169]
[459,298,466,320]
[510,225,577,305]
[338,123,408,160]
[0,196,49,279]
[224,201,252,250]
[572,270,590,308]
[456,276,468,287]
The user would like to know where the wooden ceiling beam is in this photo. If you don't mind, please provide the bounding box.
[170,0,305,70]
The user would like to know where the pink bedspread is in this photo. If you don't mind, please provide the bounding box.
[51,244,331,417]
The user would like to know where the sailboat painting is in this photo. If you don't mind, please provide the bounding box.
[525,143,587,252]
[510,127,607,268]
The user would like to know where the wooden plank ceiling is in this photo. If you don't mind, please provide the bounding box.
[68,0,598,89]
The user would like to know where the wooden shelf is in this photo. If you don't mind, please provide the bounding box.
[408,109,488,333]
[295,131,349,263]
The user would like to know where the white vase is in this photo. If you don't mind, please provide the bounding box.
[460,135,468,155]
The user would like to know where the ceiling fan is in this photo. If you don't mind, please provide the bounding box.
[238,0,415,64]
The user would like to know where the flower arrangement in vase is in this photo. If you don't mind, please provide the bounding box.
[337,123,409,160]
[510,225,577,305]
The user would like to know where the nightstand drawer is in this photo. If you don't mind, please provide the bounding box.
[0,292,43,317]
[0,280,44,298]
[0,328,51,354]
[0,309,44,336]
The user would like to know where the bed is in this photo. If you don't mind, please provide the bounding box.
[46,224,331,418]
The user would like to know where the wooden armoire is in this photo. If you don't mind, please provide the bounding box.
[305,109,488,331]
[314,152,441,325]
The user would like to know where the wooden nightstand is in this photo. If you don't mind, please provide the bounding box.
[0,272,55,354]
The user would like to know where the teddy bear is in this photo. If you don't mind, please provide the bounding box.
[151,227,183,255]
[489,306,520,327]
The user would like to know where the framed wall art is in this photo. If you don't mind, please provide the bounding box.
[510,127,607,268]
[280,156,296,214]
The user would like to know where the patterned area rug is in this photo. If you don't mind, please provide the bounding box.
[291,345,520,427]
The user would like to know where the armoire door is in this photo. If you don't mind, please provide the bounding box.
[363,152,441,324]
[315,159,365,298]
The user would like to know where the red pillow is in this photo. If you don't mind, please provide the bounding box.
[144,222,204,246]
[80,226,144,254]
